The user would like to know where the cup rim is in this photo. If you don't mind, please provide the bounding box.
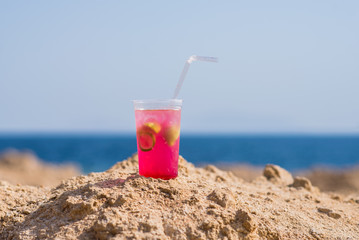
[133,99,182,110]
[132,99,182,103]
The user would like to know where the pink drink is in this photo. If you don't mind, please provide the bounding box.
[133,100,182,180]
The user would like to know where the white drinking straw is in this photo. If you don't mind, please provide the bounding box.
[172,55,218,99]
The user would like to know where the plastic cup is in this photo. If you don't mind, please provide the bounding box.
[133,99,182,179]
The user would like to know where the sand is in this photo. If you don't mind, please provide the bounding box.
[222,165,359,196]
[2,149,358,196]
[1,154,359,239]
[0,150,80,187]
[301,168,359,196]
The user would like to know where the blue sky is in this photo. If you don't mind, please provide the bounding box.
[1,1,358,134]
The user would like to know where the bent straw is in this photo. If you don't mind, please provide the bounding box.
[172,55,218,99]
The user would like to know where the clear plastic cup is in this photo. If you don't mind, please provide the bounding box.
[133,99,182,179]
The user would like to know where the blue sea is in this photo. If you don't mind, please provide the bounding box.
[0,134,359,173]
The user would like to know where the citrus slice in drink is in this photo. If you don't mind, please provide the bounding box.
[164,125,180,146]
[137,126,156,152]
[144,122,161,133]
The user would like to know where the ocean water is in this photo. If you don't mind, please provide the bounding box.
[0,134,359,173]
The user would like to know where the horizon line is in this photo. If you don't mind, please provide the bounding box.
[0,131,359,137]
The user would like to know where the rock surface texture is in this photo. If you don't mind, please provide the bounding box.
[1,154,359,239]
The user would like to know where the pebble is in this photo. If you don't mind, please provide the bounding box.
[317,207,341,219]
[318,207,331,214]
[328,212,341,219]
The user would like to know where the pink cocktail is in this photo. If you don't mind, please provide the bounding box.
[133,99,182,179]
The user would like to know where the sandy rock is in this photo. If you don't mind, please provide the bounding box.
[235,209,257,232]
[1,155,359,239]
[290,177,321,194]
[0,181,49,234]
[263,164,294,185]
[291,177,313,191]
[207,188,234,208]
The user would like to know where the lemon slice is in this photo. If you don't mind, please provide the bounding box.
[144,122,161,133]
[164,125,180,146]
[137,127,156,152]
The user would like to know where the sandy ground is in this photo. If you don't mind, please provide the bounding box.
[220,165,359,196]
[1,150,359,196]
[0,150,80,187]
[1,153,358,239]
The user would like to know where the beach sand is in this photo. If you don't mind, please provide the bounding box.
[2,150,359,196]
[1,153,359,239]
[221,165,359,196]
[0,150,80,187]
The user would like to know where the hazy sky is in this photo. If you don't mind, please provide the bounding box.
[1,1,358,134]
